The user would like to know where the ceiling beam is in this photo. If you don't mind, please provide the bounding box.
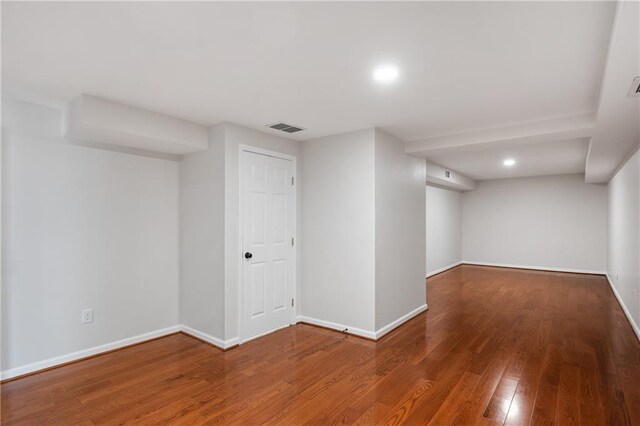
[585,0,640,183]
[406,113,595,157]
[64,94,209,156]
[425,160,476,191]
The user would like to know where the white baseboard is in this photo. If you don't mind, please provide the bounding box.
[462,261,605,276]
[375,304,428,339]
[179,325,238,349]
[297,304,429,341]
[0,324,242,381]
[238,324,291,345]
[427,262,462,278]
[0,325,181,381]
[296,315,377,340]
[606,275,640,342]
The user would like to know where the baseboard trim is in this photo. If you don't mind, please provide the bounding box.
[605,274,640,342]
[462,261,606,276]
[238,324,291,345]
[296,316,377,340]
[179,325,239,350]
[297,304,430,342]
[0,324,243,383]
[375,304,428,339]
[427,262,462,278]
[0,325,181,382]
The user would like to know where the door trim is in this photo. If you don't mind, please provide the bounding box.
[238,144,297,344]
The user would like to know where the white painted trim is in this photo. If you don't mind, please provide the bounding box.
[0,325,181,381]
[297,305,429,341]
[238,144,297,344]
[606,275,640,342]
[426,262,462,278]
[239,145,297,163]
[179,325,238,349]
[375,304,428,339]
[462,261,605,276]
[296,315,377,340]
[239,324,291,344]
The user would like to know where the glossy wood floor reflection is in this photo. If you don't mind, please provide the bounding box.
[3,266,640,425]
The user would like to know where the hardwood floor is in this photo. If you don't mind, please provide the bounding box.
[2,265,639,425]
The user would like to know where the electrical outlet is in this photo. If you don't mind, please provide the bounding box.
[81,309,93,324]
[616,274,619,281]
[634,289,638,301]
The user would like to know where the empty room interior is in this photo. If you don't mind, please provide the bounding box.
[1,1,640,425]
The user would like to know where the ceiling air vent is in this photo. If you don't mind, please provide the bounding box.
[444,170,452,179]
[629,76,640,97]
[267,122,306,134]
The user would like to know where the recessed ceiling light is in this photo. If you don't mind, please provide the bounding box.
[503,159,516,167]
[373,64,399,84]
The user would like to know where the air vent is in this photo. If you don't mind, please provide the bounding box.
[267,122,306,134]
[629,76,640,97]
[444,170,452,179]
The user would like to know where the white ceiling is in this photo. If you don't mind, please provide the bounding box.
[428,138,590,181]
[2,1,632,182]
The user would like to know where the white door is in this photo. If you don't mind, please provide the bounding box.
[241,149,295,342]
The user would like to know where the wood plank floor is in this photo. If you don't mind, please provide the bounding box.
[2,265,639,425]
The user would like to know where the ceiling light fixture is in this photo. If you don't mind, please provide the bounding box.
[503,159,516,167]
[373,64,399,84]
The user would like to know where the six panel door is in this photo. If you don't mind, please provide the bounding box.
[242,150,295,342]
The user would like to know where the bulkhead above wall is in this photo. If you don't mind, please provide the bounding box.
[425,160,476,191]
[64,94,209,156]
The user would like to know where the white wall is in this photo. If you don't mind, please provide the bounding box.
[1,99,180,373]
[607,149,640,336]
[374,129,426,330]
[462,174,608,273]
[426,185,462,276]
[179,123,226,339]
[301,129,376,333]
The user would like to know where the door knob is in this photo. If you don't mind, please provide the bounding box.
[244,252,253,259]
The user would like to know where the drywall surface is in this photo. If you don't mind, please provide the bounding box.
[223,123,300,341]
[179,123,226,339]
[301,129,376,333]
[374,129,426,330]
[425,160,475,191]
[1,99,180,372]
[462,174,607,272]
[426,185,462,275]
[607,149,640,332]
[64,94,209,155]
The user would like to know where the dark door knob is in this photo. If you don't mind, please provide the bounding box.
[244,252,253,259]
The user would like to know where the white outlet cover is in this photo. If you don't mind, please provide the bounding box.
[81,309,94,324]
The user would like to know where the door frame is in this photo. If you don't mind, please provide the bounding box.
[238,144,297,344]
